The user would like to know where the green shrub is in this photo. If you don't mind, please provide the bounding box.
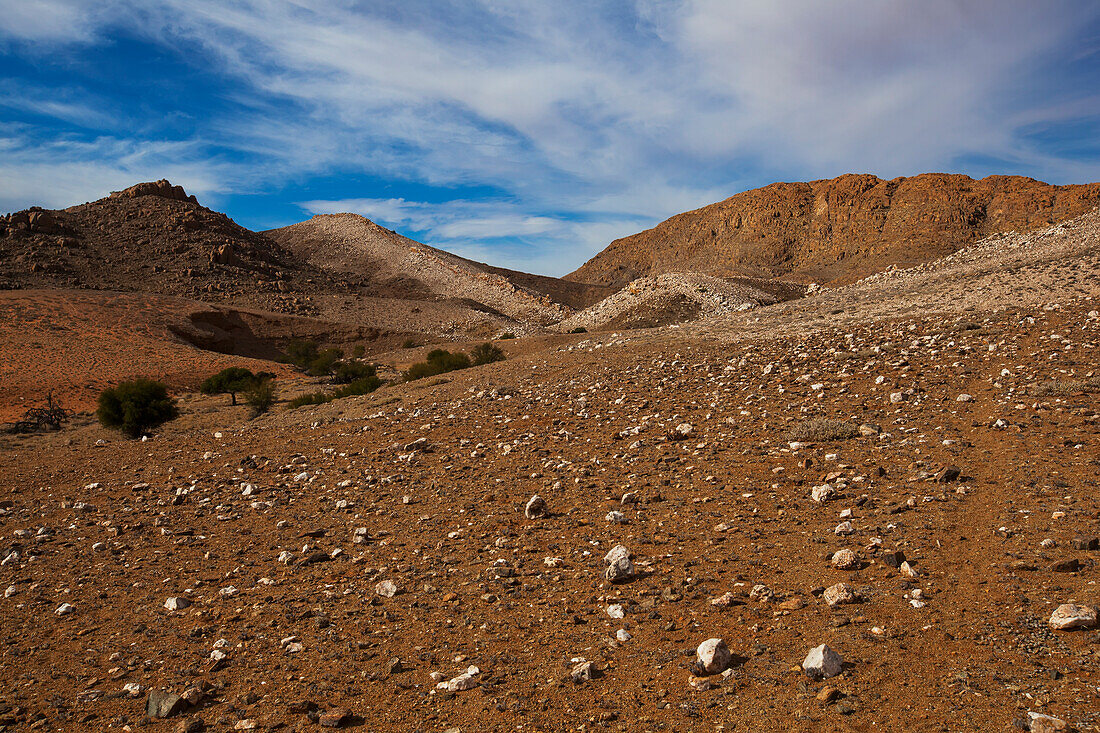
[96,379,179,438]
[284,339,320,369]
[351,344,365,359]
[470,342,505,366]
[404,348,472,381]
[306,348,343,377]
[498,332,515,340]
[332,360,377,384]
[201,367,258,406]
[336,375,382,397]
[286,374,382,410]
[288,391,332,408]
[244,377,277,416]
[402,338,419,349]
[569,326,588,334]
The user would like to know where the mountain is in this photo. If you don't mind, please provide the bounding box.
[265,214,612,326]
[0,180,609,336]
[567,173,1100,287]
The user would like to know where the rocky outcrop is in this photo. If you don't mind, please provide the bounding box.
[568,173,1100,287]
[109,179,197,203]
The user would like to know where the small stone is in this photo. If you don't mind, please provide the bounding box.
[803,644,844,679]
[318,708,352,728]
[1027,712,1067,732]
[748,584,773,603]
[615,629,632,642]
[1071,536,1099,551]
[931,465,961,483]
[823,583,857,607]
[889,392,905,403]
[695,638,731,675]
[831,549,860,570]
[858,423,881,436]
[605,510,628,524]
[571,660,596,682]
[375,580,398,598]
[811,485,836,503]
[1048,604,1098,630]
[956,393,973,402]
[687,675,714,691]
[606,604,625,619]
[437,666,481,692]
[1049,558,1081,573]
[834,521,854,535]
[55,602,74,616]
[816,685,840,702]
[164,597,191,611]
[146,690,186,719]
[604,544,634,583]
[524,495,547,519]
[174,719,204,733]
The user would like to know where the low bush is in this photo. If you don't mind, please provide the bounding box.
[402,338,419,349]
[244,377,277,416]
[1029,377,1100,398]
[96,379,179,438]
[332,360,377,385]
[787,418,860,442]
[470,342,506,366]
[286,373,382,410]
[569,326,588,334]
[8,393,72,434]
[404,349,472,381]
[498,332,516,340]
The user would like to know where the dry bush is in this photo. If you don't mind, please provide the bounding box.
[787,418,860,442]
[1029,377,1100,398]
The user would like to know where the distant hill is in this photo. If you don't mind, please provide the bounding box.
[566,173,1100,287]
[0,181,610,336]
[265,214,611,326]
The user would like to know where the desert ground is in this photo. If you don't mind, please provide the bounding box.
[1,209,1098,732]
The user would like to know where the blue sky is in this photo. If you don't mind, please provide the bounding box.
[3,1,1100,276]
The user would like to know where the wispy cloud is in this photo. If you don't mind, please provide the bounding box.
[2,0,1099,273]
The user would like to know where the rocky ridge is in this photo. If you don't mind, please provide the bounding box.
[569,173,1100,288]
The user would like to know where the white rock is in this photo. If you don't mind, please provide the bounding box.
[164,597,190,611]
[956,393,973,402]
[524,494,547,519]
[1048,603,1098,631]
[696,638,731,675]
[802,644,844,679]
[55,603,74,616]
[831,549,860,570]
[823,583,857,607]
[605,510,628,524]
[834,521,854,535]
[615,629,632,642]
[122,682,143,698]
[604,545,634,583]
[437,666,480,692]
[1028,712,1067,732]
[375,580,399,598]
[606,604,625,619]
[811,485,836,503]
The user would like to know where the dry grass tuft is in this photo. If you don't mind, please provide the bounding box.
[787,418,860,442]
[1029,377,1100,398]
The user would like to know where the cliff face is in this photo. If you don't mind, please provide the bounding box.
[567,173,1100,287]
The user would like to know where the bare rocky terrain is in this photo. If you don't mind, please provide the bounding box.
[1,198,1099,732]
[569,173,1100,288]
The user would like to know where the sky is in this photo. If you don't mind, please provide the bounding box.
[2,1,1100,276]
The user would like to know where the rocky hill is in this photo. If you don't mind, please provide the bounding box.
[567,173,1100,287]
[0,181,610,336]
[266,214,611,325]
[0,179,337,316]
